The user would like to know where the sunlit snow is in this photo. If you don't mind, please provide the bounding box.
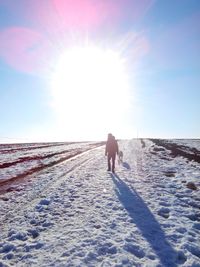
[0,139,200,266]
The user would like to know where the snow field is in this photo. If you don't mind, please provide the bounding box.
[0,139,200,266]
[0,142,100,183]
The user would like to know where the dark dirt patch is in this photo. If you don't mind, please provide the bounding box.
[149,139,200,164]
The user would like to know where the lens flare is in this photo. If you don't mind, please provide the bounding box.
[50,45,131,140]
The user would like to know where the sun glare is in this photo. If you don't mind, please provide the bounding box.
[50,45,130,140]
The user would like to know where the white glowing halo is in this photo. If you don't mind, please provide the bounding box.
[50,45,130,139]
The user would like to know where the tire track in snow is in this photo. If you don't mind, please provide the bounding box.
[0,142,68,154]
[0,146,103,229]
[0,148,78,169]
[0,143,103,193]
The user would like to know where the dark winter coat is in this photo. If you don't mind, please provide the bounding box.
[105,136,119,156]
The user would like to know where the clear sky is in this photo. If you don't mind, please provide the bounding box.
[0,0,200,143]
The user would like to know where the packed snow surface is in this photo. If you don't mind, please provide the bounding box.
[0,139,200,267]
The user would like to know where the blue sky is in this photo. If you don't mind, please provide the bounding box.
[0,0,200,142]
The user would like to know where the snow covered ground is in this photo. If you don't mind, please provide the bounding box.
[0,141,102,185]
[0,139,200,266]
[173,140,200,151]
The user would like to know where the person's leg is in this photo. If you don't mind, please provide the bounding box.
[112,154,116,172]
[107,155,111,171]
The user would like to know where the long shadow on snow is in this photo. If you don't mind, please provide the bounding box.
[111,173,178,267]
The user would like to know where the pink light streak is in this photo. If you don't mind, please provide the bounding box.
[0,27,52,74]
[0,0,153,74]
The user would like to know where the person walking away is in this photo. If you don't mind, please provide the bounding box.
[105,133,119,173]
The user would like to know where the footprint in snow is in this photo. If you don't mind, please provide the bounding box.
[0,243,15,254]
[193,223,200,230]
[185,244,200,259]
[158,207,170,219]
[123,243,145,258]
[35,198,51,212]
[159,201,171,207]
[7,231,28,241]
[94,224,101,229]
[186,213,200,222]
[27,229,39,239]
[2,252,14,260]
[39,199,51,205]
[176,227,187,234]
[164,171,176,177]
[177,251,187,264]
[97,242,117,255]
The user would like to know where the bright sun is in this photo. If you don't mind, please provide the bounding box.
[50,45,130,140]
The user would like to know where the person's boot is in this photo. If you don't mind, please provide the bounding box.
[107,161,111,171]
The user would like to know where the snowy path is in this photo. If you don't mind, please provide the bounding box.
[0,140,200,266]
